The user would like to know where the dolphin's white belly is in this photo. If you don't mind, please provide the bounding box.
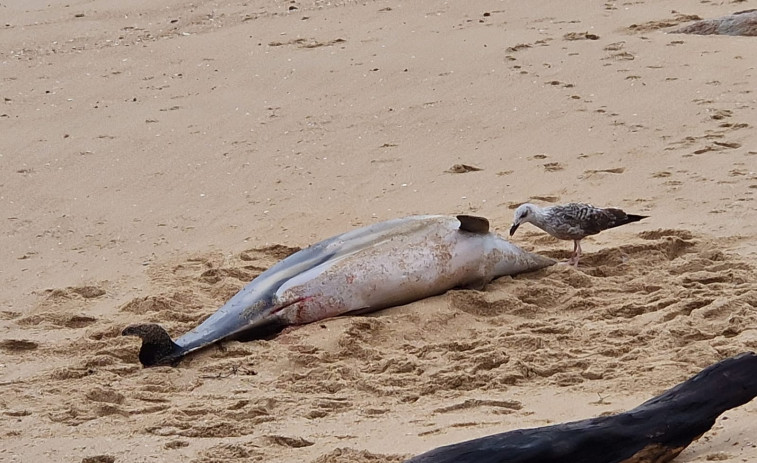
[272,218,498,324]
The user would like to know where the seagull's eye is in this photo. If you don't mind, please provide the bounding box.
[520,211,528,219]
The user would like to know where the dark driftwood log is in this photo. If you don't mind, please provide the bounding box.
[406,352,757,463]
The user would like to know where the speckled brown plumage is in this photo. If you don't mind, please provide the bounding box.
[510,202,648,266]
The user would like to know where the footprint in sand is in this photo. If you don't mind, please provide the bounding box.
[0,339,38,352]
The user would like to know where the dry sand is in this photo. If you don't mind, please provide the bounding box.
[1,0,756,462]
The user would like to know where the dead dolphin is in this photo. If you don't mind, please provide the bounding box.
[123,214,554,366]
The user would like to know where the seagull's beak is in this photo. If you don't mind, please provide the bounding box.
[509,223,520,236]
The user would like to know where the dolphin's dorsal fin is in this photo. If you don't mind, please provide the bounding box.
[457,215,489,234]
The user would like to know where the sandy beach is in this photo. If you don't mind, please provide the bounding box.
[1,0,756,462]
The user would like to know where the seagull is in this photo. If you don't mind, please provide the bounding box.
[509,202,648,266]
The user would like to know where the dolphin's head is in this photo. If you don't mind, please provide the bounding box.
[510,203,536,236]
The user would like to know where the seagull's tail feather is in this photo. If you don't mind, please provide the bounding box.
[625,214,648,224]
[604,209,648,230]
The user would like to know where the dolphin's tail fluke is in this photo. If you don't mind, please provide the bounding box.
[122,323,184,367]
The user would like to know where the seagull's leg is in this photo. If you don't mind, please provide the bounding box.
[573,240,581,267]
[564,240,579,266]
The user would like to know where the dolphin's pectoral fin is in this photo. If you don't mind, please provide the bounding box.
[457,215,490,234]
[232,318,289,342]
[460,279,488,291]
[343,306,377,316]
[122,323,184,367]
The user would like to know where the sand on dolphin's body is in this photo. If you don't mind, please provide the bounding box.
[1,1,756,462]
